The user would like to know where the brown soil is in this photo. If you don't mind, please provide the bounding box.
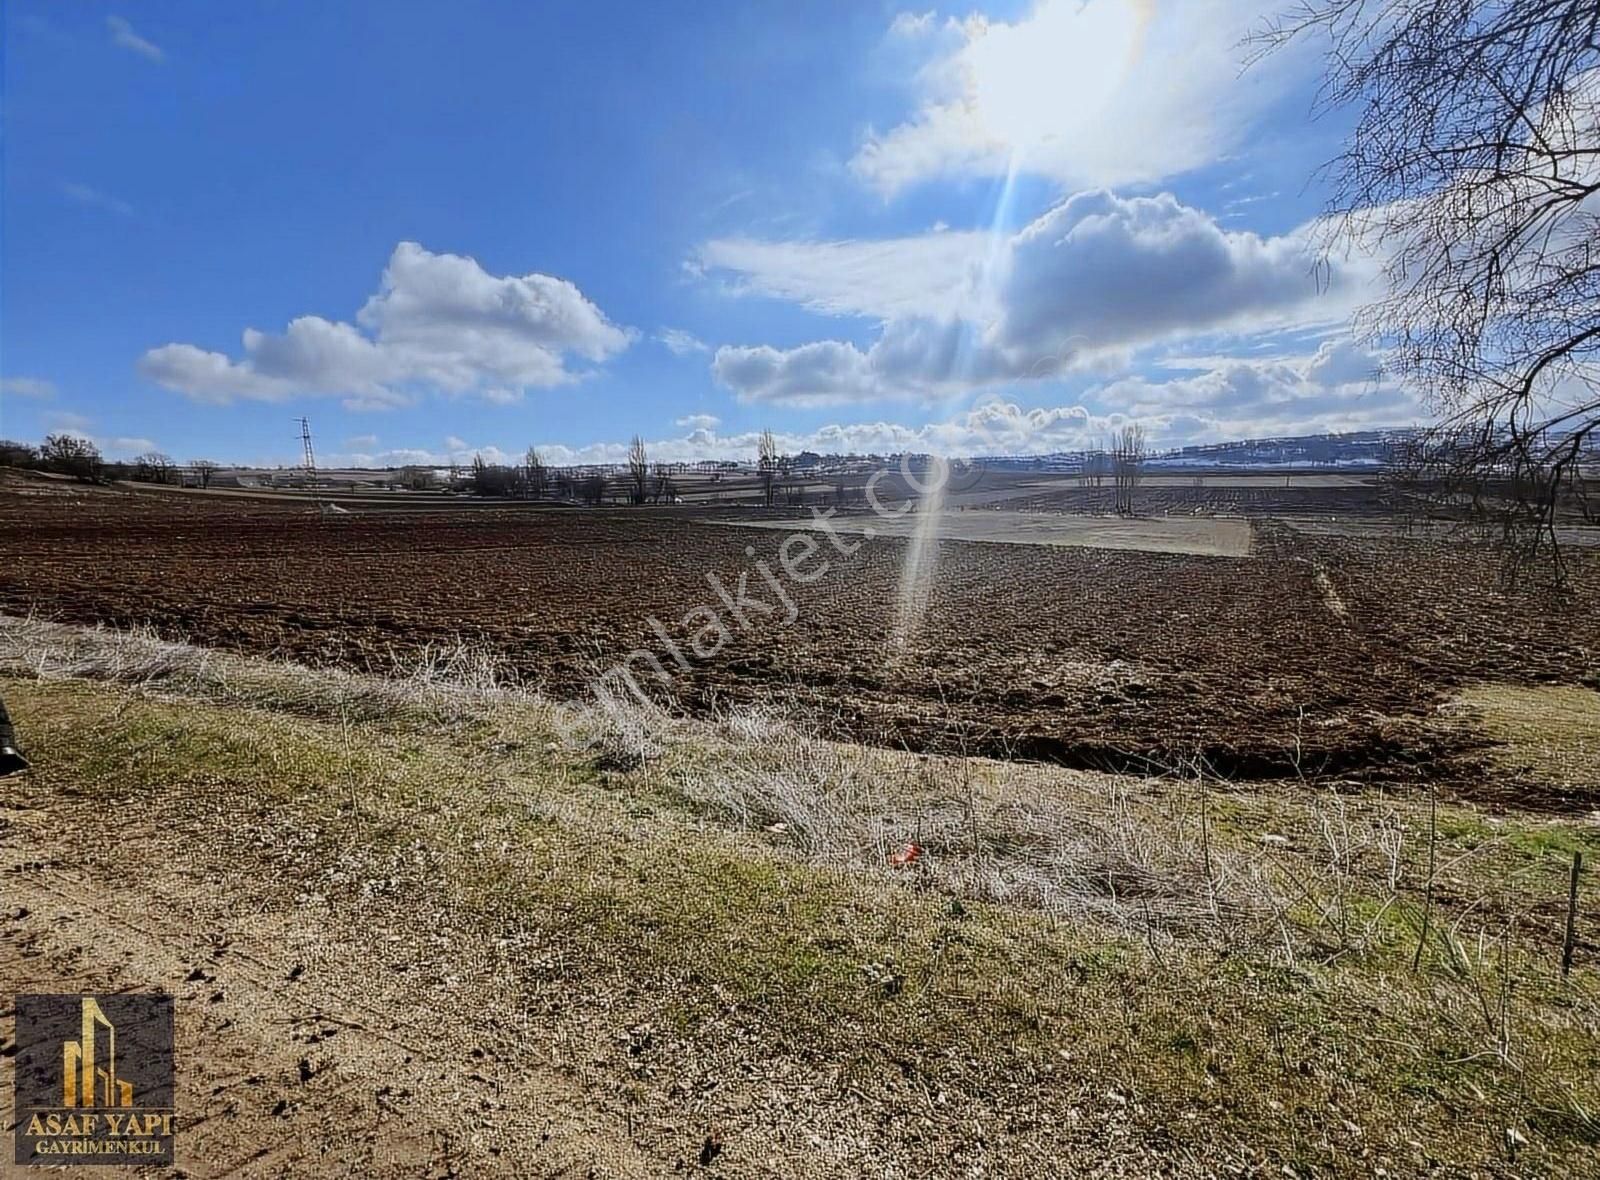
[2,485,1596,797]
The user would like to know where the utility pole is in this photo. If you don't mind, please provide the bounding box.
[297,417,317,486]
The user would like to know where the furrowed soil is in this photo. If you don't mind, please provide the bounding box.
[2,482,1597,802]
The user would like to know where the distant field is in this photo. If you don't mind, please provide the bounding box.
[706,509,1256,557]
[3,481,1598,801]
[1283,516,1600,547]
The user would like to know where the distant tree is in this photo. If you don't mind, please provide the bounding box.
[1079,446,1109,489]
[580,472,608,505]
[190,458,220,488]
[469,453,522,497]
[651,462,677,504]
[757,428,780,507]
[134,452,175,484]
[524,446,547,498]
[1110,425,1146,516]
[0,440,39,468]
[40,434,102,482]
[397,465,438,491]
[1254,1,1600,584]
[627,435,649,505]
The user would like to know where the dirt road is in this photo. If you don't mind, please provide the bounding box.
[1,786,654,1178]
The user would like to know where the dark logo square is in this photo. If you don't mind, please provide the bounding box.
[12,994,175,1167]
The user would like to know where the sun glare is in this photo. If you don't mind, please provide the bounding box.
[966,0,1148,153]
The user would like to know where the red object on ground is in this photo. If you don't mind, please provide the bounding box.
[889,842,922,868]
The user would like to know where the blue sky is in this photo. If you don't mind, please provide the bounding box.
[1,0,1418,468]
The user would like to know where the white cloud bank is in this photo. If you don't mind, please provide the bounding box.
[855,0,1296,197]
[62,182,135,217]
[1,377,57,400]
[325,340,1406,471]
[706,190,1370,406]
[32,409,163,460]
[107,15,165,63]
[140,242,632,409]
[696,229,988,320]
[655,328,710,356]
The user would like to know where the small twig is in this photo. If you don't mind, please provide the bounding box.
[1563,850,1583,978]
[1413,782,1438,972]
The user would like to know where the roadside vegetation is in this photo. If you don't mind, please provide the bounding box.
[3,615,1597,1175]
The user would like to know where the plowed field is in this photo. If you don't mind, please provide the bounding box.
[4,483,1597,797]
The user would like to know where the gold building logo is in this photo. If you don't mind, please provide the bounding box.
[62,997,135,1108]
[11,993,175,1166]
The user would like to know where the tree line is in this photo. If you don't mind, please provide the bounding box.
[464,441,680,505]
[0,435,222,487]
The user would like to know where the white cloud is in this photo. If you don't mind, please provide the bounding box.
[991,190,1350,356]
[656,328,710,356]
[43,411,94,432]
[327,437,520,469]
[713,340,884,408]
[1305,337,1383,388]
[888,10,938,39]
[707,190,1371,405]
[314,342,1410,471]
[1093,342,1417,442]
[107,436,161,456]
[696,230,986,320]
[855,1,1297,197]
[62,182,134,217]
[1,377,56,400]
[107,15,164,62]
[32,411,165,459]
[140,242,632,408]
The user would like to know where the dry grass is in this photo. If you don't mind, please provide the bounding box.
[3,613,1590,963]
[4,615,1600,1173]
[0,612,524,725]
[1454,682,1600,791]
[674,711,1267,939]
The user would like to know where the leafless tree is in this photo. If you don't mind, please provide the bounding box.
[190,458,220,488]
[1255,1,1600,584]
[40,434,101,482]
[0,440,39,468]
[395,465,437,491]
[1079,446,1109,488]
[651,462,677,503]
[134,452,175,484]
[627,435,649,505]
[524,446,547,498]
[470,453,492,496]
[1111,424,1146,516]
[757,428,780,507]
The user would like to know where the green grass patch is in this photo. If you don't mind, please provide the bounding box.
[6,672,1600,1175]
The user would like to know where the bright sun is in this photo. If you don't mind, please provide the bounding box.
[966,0,1150,153]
